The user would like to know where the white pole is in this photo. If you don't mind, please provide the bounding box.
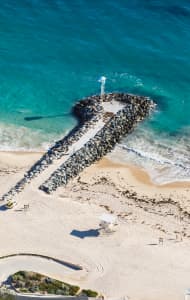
[99,76,106,100]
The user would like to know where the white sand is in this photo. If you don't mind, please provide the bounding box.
[0,152,190,299]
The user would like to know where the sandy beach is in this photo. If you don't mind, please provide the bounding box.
[0,151,190,300]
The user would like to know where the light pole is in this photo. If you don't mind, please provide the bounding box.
[99,76,106,100]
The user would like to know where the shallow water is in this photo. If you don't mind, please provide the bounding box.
[0,0,190,183]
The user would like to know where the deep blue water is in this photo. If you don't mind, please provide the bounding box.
[0,0,190,183]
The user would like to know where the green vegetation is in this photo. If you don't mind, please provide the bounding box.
[11,271,80,296]
[8,271,99,297]
[81,289,99,297]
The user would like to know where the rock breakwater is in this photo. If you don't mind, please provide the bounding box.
[40,94,154,193]
[1,93,154,201]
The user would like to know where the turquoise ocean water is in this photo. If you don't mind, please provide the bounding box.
[0,0,190,184]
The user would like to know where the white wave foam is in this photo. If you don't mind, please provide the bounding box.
[0,122,60,152]
[109,126,190,184]
[0,120,189,185]
[120,144,189,171]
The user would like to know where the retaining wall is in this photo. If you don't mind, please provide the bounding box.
[0,253,82,271]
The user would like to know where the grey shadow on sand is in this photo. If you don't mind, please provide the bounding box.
[70,229,100,239]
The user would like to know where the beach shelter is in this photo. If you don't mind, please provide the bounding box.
[99,213,118,233]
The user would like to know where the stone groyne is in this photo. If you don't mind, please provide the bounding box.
[1,93,154,201]
[40,94,154,193]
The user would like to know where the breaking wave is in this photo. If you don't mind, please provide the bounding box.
[0,122,61,151]
[109,125,190,185]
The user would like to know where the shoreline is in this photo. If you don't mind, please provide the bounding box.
[98,157,190,189]
[1,150,190,189]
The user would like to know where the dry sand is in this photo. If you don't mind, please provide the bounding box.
[0,151,190,300]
